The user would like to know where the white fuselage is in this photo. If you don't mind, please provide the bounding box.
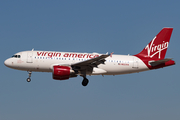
[3,28,175,86]
[4,50,149,76]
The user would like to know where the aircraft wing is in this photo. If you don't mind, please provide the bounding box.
[71,53,111,74]
[71,54,110,67]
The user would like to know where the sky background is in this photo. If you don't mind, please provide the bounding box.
[0,0,180,120]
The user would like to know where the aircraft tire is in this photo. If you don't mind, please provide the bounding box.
[27,78,31,82]
[82,78,89,86]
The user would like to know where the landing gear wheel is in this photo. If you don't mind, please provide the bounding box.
[27,71,32,82]
[82,78,89,86]
[27,78,31,82]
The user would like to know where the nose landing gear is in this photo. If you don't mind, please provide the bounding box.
[27,71,32,82]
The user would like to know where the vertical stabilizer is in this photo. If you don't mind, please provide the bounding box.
[135,28,173,60]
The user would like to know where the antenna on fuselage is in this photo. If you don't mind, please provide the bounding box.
[32,48,34,51]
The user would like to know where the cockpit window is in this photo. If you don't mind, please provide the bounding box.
[12,55,21,58]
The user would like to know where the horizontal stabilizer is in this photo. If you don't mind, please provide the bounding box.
[149,58,173,66]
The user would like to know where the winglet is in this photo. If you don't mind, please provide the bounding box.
[110,52,114,57]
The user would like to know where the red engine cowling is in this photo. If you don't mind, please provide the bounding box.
[53,66,71,80]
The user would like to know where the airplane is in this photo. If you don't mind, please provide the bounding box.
[4,28,175,86]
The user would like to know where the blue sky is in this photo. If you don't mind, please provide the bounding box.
[1,0,180,120]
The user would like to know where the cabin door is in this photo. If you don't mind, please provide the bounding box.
[27,52,33,63]
[133,57,138,68]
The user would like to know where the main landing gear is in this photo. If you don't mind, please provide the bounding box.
[82,77,89,86]
[27,71,32,82]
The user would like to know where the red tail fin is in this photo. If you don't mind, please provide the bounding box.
[135,28,173,60]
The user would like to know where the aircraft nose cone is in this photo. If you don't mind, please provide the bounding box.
[4,59,11,67]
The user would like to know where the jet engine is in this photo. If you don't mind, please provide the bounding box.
[53,65,77,80]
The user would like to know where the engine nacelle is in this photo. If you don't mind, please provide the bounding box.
[53,66,76,80]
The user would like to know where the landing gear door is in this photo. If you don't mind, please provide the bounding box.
[27,52,33,63]
[133,57,138,68]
